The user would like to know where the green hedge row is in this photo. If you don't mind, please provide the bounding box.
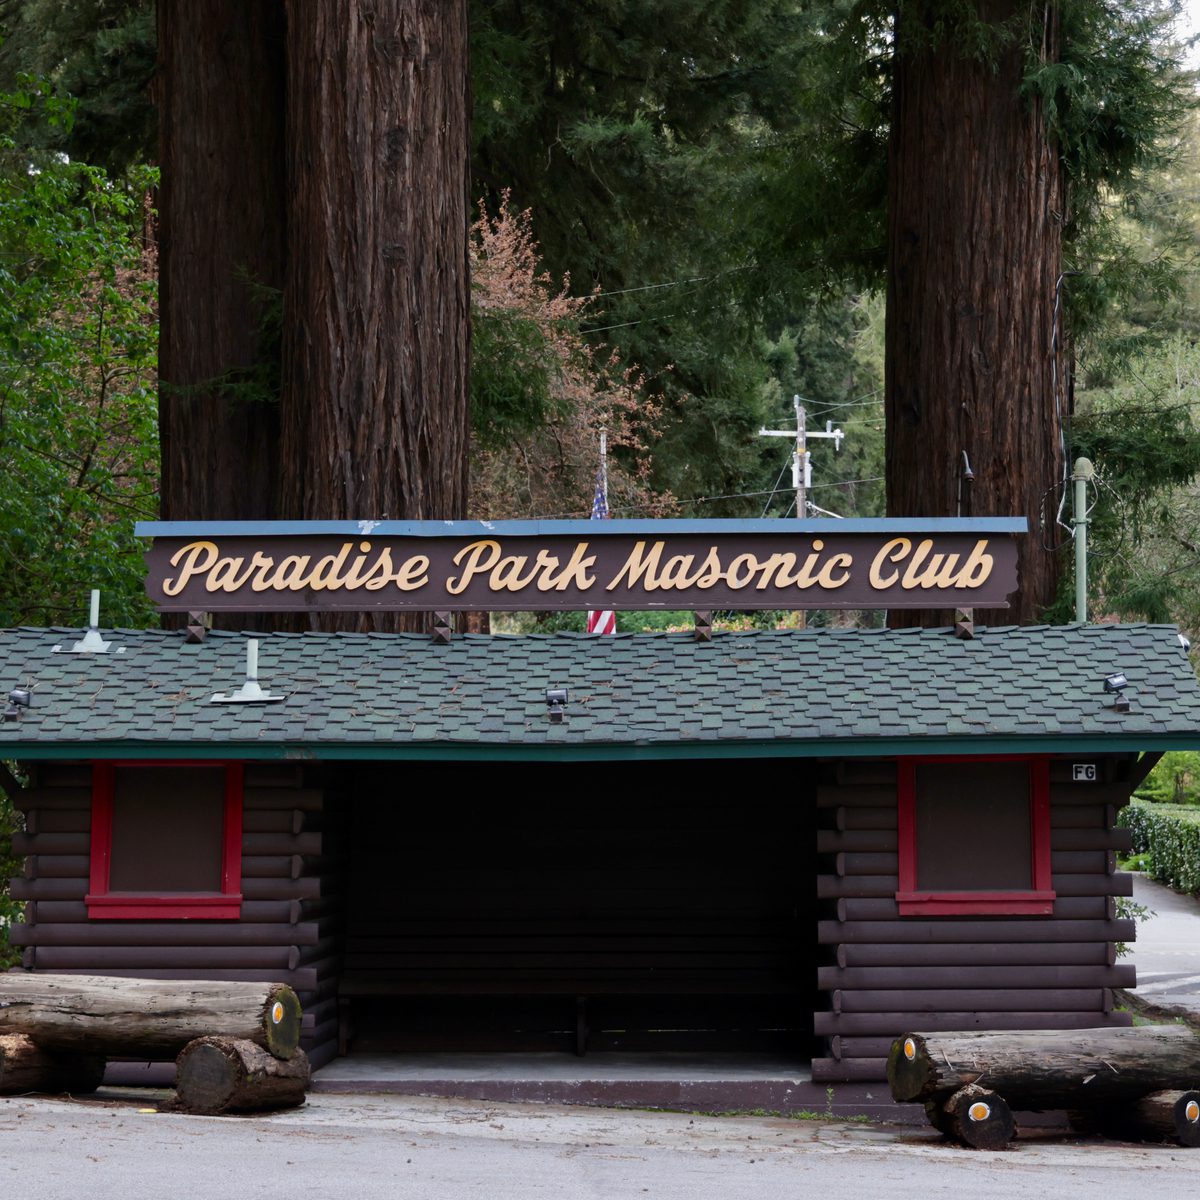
[1119,800,1200,893]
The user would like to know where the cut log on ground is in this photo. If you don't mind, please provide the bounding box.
[0,973,302,1060]
[889,1026,1200,1110]
[1107,1089,1200,1147]
[941,1084,1014,1151]
[175,1036,310,1114]
[0,1034,105,1095]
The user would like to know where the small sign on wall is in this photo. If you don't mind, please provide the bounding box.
[1072,764,1098,782]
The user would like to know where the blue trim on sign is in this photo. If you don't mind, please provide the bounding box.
[135,517,1029,538]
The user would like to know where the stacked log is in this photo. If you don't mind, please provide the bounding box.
[0,1034,105,1096]
[0,973,307,1110]
[175,1037,311,1114]
[890,1026,1200,1148]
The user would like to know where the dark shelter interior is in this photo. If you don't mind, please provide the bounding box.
[335,761,819,1057]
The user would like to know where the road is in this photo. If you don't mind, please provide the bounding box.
[3,1091,1199,1200]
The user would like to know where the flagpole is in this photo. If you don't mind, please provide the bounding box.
[600,428,608,501]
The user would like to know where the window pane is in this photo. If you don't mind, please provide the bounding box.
[914,762,1031,892]
[109,767,225,893]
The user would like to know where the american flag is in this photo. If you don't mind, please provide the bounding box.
[586,470,616,635]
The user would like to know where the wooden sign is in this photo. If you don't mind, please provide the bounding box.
[136,519,1025,613]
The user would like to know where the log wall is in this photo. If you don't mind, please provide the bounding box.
[812,757,1137,1083]
[6,762,342,1068]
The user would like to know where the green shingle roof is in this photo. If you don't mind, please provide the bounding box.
[0,623,1197,760]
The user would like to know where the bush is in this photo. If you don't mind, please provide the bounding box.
[1134,752,1200,805]
[1118,800,1200,893]
[0,776,22,969]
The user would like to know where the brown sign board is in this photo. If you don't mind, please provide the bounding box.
[137,519,1024,613]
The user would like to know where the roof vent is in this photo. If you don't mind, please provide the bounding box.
[65,590,111,654]
[211,639,285,705]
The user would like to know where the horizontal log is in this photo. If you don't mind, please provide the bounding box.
[814,1011,1132,1036]
[241,832,322,856]
[819,787,895,810]
[26,856,89,879]
[1107,1089,1200,1147]
[11,832,89,856]
[1047,783,1131,805]
[242,855,304,879]
[8,922,321,947]
[1053,873,1133,898]
[12,786,91,812]
[243,785,321,810]
[820,964,1136,991]
[820,919,1134,945]
[830,1036,898,1059]
[30,946,302,971]
[836,806,897,831]
[889,1026,1200,1109]
[817,875,897,900]
[833,896,1112,922]
[834,988,1110,1014]
[818,830,898,854]
[23,809,90,834]
[838,942,1116,968]
[0,1034,106,1096]
[176,1037,311,1115]
[811,1057,886,1082]
[1053,851,1114,874]
[8,879,87,901]
[836,852,897,876]
[241,877,322,901]
[834,761,895,787]
[1049,807,1105,829]
[1050,828,1133,852]
[242,810,308,835]
[0,974,301,1059]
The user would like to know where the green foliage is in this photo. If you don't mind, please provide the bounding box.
[0,773,21,969]
[1135,752,1200,804]
[0,82,158,627]
[1118,799,1200,892]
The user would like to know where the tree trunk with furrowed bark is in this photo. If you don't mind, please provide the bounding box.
[279,0,471,632]
[886,0,1064,626]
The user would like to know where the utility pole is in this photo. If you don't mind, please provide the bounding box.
[758,396,844,517]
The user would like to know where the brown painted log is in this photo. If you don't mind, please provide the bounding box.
[242,809,309,834]
[817,784,895,807]
[32,947,301,971]
[832,1036,902,1059]
[835,852,897,875]
[818,830,899,854]
[8,879,88,901]
[1052,873,1133,898]
[175,1037,310,1114]
[10,923,321,947]
[817,875,897,899]
[242,877,322,901]
[28,856,89,878]
[241,832,322,855]
[820,964,1135,990]
[941,1084,1014,1150]
[1050,807,1105,829]
[1051,829,1133,852]
[11,832,90,855]
[0,973,302,1059]
[838,942,1116,968]
[1107,1089,1200,1147]
[815,1011,1131,1036]
[888,1026,1200,1108]
[23,809,90,834]
[12,788,91,812]
[242,786,321,810]
[836,807,898,831]
[836,988,1109,1014]
[0,1034,105,1096]
[820,919,1134,944]
[1053,850,1113,874]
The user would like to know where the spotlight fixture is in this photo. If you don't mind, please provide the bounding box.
[3,687,31,723]
[546,688,569,724]
[1103,673,1128,694]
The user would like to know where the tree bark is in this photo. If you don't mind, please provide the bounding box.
[1106,1089,1200,1147]
[886,0,1064,626]
[0,1034,105,1096]
[889,1026,1200,1109]
[157,1,287,538]
[175,1036,310,1114]
[0,974,302,1060]
[279,0,471,632]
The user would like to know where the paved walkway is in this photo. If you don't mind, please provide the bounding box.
[1127,873,1200,1018]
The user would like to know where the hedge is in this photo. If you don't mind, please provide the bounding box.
[1119,800,1200,894]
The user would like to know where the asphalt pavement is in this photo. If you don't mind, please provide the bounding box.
[1126,873,1200,1020]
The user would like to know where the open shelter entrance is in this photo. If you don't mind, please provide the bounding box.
[336,760,819,1059]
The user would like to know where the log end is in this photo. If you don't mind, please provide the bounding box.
[262,985,303,1060]
[943,1084,1015,1151]
[887,1033,935,1102]
[176,1036,310,1116]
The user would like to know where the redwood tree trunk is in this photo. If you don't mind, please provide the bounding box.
[885,1,1064,626]
[280,0,471,632]
[157,1,286,526]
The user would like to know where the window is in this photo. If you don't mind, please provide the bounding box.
[87,762,243,919]
[896,757,1053,916]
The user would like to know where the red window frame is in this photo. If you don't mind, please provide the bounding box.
[896,755,1054,916]
[86,761,243,919]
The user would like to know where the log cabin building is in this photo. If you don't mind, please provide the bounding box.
[2,519,1199,1109]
